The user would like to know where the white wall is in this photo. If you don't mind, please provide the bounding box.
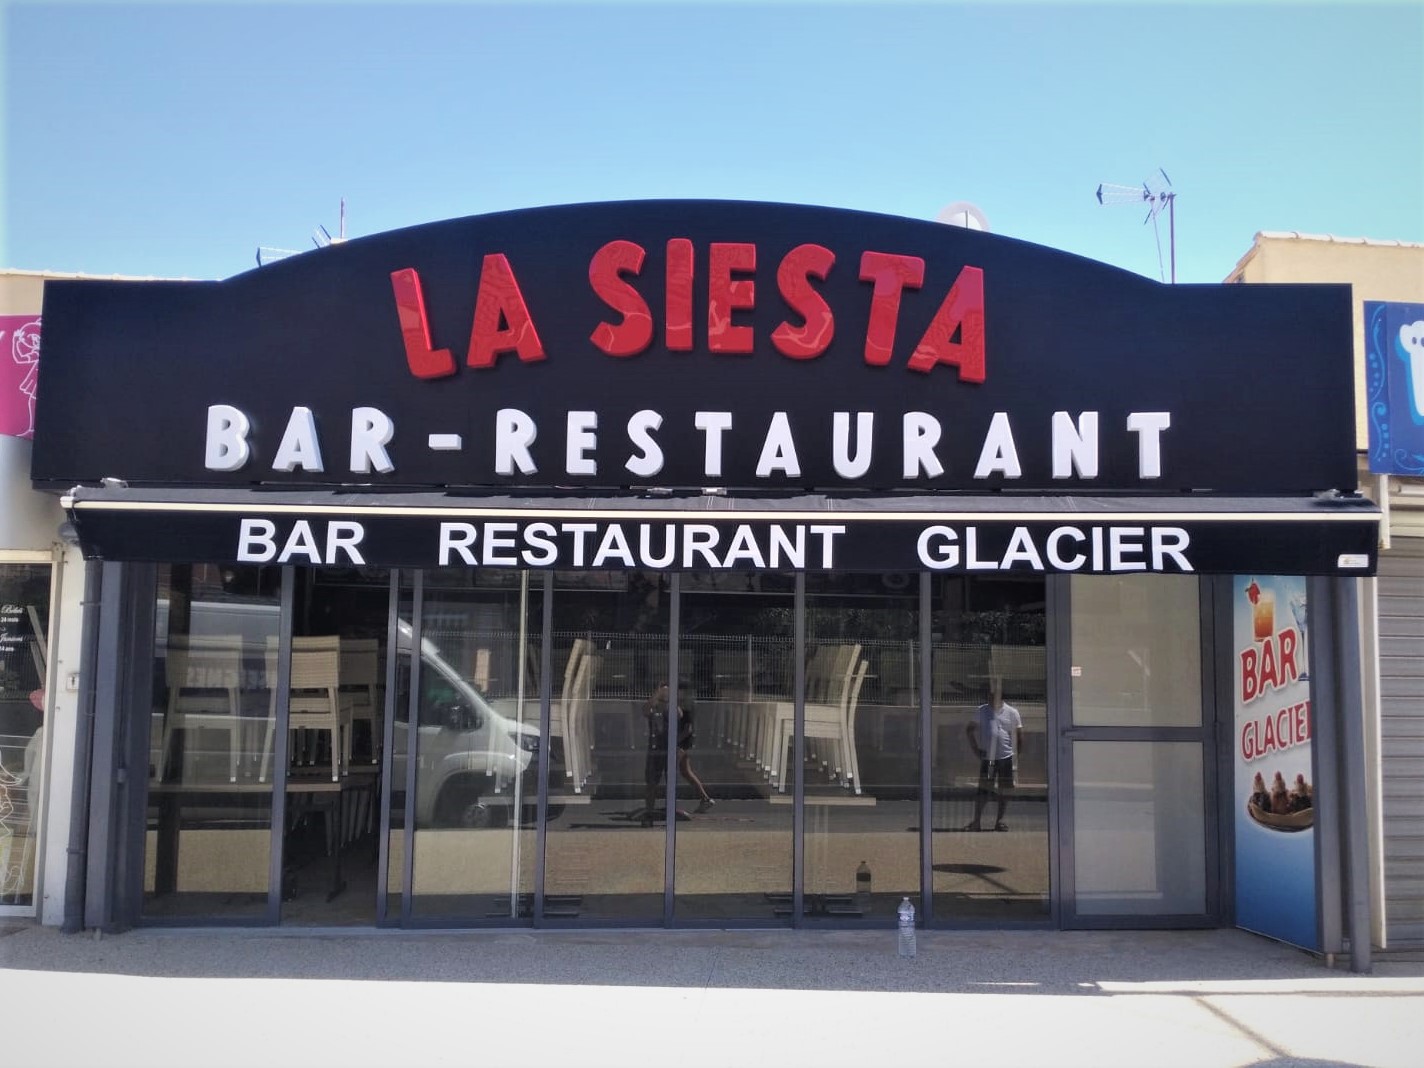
[37,546,85,925]
[0,435,62,549]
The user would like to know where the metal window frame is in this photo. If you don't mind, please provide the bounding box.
[267,568,294,925]
[918,572,933,925]
[375,569,401,926]
[792,572,806,927]
[533,571,553,926]
[399,570,423,924]
[663,574,680,925]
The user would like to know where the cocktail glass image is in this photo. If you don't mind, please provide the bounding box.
[1252,587,1275,642]
[1289,593,1309,680]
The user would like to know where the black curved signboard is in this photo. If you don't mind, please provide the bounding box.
[34,200,1356,495]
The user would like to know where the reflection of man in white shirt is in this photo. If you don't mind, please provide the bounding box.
[965,677,1022,832]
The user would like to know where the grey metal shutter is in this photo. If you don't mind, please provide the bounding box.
[1380,537,1424,946]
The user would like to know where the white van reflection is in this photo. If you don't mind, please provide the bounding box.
[155,601,543,829]
[393,620,541,829]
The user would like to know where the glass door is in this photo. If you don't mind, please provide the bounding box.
[1059,574,1217,925]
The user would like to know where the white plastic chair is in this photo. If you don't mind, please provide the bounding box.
[548,639,590,788]
[159,635,245,782]
[768,644,862,791]
[566,653,599,793]
[261,636,345,782]
[339,638,382,763]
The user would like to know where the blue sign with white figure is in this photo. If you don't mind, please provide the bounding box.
[1367,301,1424,475]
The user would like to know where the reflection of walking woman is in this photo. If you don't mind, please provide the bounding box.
[642,681,715,825]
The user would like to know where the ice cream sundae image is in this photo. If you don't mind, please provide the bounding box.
[1248,770,1314,831]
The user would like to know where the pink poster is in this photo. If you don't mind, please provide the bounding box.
[0,315,41,439]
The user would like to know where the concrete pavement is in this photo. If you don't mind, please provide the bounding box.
[3,922,1423,1068]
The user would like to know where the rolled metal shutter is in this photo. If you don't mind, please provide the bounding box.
[1380,536,1424,946]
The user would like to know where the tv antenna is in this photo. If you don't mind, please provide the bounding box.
[1095,169,1176,283]
[256,198,347,267]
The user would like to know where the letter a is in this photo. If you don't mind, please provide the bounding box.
[468,253,546,368]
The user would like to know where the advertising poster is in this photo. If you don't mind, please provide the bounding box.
[1365,300,1424,476]
[0,315,41,440]
[1233,574,1317,950]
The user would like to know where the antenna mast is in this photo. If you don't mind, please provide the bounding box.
[256,199,348,267]
[1095,169,1177,283]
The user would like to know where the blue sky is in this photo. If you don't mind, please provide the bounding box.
[4,1,1422,283]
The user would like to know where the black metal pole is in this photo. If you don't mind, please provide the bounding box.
[664,574,680,925]
[1169,195,1177,284]
[918,573,933,923]
[1333,577,1373,973]
[792,574,805,926]
[534,572,553,926]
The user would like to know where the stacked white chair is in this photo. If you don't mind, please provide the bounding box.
[159,635,245,782]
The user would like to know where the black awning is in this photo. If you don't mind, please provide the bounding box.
[61,486,1381,576]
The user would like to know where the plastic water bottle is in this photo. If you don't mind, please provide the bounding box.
[897,896,917,958]
[856,861,872,914]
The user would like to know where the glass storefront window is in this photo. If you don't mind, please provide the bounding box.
[118,562,1221,929]
[675,572,795,920]
[1070,575,1201,727]
[929,575,1049,921]
[0,562,50,908]
[143,563,279,919]
[281,567,392,925]
[543,570,669,921]
[407,570,539,921]
[801,573,919,921]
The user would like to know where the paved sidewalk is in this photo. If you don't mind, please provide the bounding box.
[3,922,1423,1068]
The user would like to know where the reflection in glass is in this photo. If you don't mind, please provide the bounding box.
[802,574,919,922]
[1073,741,1206,914]
[409,571,539,921]
[0,563,50,908]
[543,571,668,921]
[674,573,794,921]
[929,576,1049,921]
[279,567,391,926]
[143,564,279,919]
[1070,575,1201,728]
